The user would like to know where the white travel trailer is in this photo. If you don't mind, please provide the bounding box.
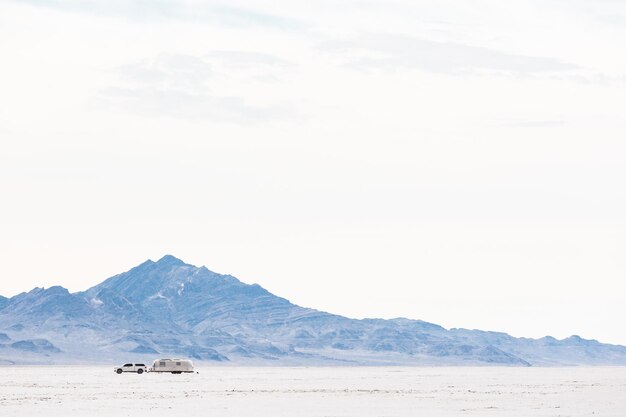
[150,358,195,374]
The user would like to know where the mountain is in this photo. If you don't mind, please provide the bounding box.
[0,255,625,365]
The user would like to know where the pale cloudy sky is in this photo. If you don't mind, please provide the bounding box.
[1,0,625,344]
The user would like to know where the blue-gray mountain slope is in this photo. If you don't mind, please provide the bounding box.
[0,255,625,365]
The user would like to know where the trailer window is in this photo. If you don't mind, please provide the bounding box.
[176,362,181,366]
[159,361,166,366]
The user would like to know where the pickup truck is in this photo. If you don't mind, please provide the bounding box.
[114,363,147,374]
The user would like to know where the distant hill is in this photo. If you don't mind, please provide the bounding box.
[1,255,625,365]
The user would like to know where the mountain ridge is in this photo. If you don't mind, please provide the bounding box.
[1,255,625,366]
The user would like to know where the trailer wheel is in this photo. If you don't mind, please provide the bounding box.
[116,369,122,374]
[137,369,144,374]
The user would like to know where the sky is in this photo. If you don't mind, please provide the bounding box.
[1,0,625,344]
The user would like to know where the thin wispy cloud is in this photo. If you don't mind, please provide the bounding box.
[322,34,579,76]
[500,120,566,128]
[537,0,626,27]
[14,0,307,30]
[204,50,294,84]
[207,5,305,31]
[95,53,295,123]
[206,51,292,70]
[95,87,293,123]
[118,54,213,92]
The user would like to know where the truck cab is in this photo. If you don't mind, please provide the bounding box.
[114,363,147,374]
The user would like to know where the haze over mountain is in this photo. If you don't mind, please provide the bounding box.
[1,255,625,366]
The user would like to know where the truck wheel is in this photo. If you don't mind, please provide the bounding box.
[137,369,143,374]
[116,369,122,374]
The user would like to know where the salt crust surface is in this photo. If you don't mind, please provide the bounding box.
[0,366,624,416]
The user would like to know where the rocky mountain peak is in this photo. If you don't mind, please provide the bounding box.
[1,256,625,366]
[155,254,186,267]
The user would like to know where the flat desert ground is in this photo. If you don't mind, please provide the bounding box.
[1,366,625,416]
